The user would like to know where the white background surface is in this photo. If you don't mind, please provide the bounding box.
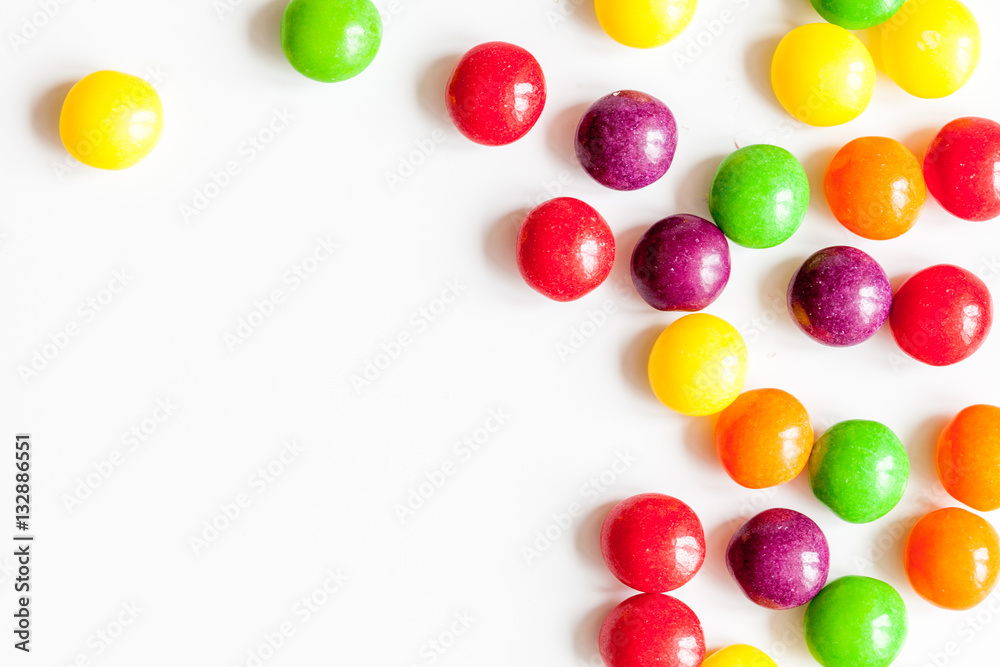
[1,0,999,665]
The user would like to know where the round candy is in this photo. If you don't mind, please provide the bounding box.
[599,593,705,667]
[446,42,546,146]
[709,145,809,249]
[726,508,830,610]
[516,197,614,302]
[702,645,777,667]
[824,136,926,240]
[575,90,677,191]
[905,507,999,610]
[594,0,697,49]
[809,0,906,29]
[601,493,706,593]
[878,0,980,99]
[787,246,893,347]
[889,264,993,366]
[937,404,1000,511]
[809,420,909,524]
[280,0,382,83]
[804,576,908,667]
[771,23,875,126]
[59,70,163,170]
[715,389,813,489]
[924,117,1000,221]
[630,215,731,312]
[648,314,748,417]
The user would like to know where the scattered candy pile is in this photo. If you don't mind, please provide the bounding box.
[51,0,1000,665]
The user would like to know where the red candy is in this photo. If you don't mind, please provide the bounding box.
[924,117,1000,221]
[599,593,705,667]
[601,493,706,593]
[516,197,615,302]
[889,264,993,366]
[445,41,546,146]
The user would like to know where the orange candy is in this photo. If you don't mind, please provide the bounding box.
[937,405,1000,511]
[715,389,814,489]
[904,507,1000,610]
[824,136,926,240]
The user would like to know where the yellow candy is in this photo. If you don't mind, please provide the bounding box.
[703,645,778,667]
[594,0,697,49]
[771,23,875,127]
[648,313,748,417]
[59,70,164,170]
[877,0,980,99]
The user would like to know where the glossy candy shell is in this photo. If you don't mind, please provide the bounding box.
[824,136,926,240]
[630,214,731,312]
[516,197,614,302]
[889,264,993,366]
[924,117,1000,221]
[878,0,981,99]
[59,70,164,170]
[809,420,909,523]
[787,246,893,347]
[280,0,382,82]
[715,389,813,489]
[726,508,830,609]
[771,23,875,126]
[599,593,705,667]
[575,90,678,191]
[594,0,698,49]
[905,507,1000,610]
[937,404,1000,511]
[709,145,810,248]
[446,41,546,146]
[601,493,706,593]
[804,576,908,667]
[648,314,748,416]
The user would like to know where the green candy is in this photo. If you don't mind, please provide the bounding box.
[804,576,908,667]
[708,144,809,249]
[280,0,382,83]
[809,0,906,30]
[809,419,909,523]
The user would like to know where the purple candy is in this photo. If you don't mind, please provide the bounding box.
[575,90,678,191]
[787,246,893,347]
[726,508,830,610]
[631,214,731,311]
